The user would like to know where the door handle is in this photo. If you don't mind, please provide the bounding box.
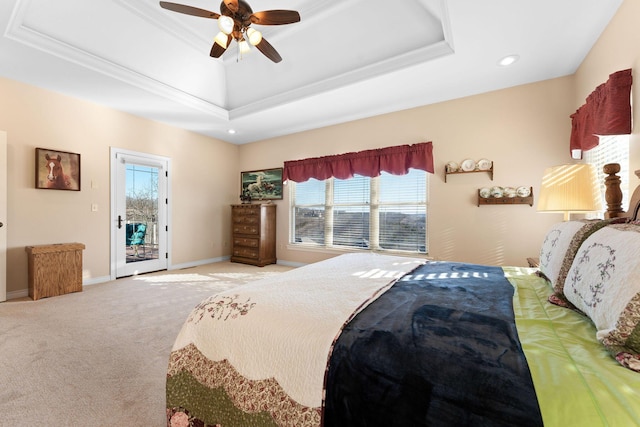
[118,215,123,229]
[0,222,3,228]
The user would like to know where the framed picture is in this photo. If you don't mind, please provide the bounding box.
[35,148,81,191]
[241,167,283,201]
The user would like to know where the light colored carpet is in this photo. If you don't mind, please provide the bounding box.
[0,261,293,427]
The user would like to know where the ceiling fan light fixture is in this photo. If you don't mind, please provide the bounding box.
[247,28,262,46]
[239,39,251,54]
[218,15,234,34]
[159,0,300,63]
[214,31,230,48]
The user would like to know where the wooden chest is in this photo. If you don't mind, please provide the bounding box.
[230,204,276,267]
[25,243,85,300]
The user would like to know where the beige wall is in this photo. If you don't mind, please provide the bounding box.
[574,0,640,178]
[240,0,639,268]
[2,0,637,296]
[240,77,575,267]
[0,78,239,295]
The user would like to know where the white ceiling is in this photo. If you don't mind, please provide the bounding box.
[0,0,623,144]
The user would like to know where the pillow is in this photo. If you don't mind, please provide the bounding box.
[564,223,640,372]
[538,221,585,287]
[540,219,624,307]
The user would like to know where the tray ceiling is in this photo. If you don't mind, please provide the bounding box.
[0,0,623,144]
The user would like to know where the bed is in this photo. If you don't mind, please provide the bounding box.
[166,167,640,427]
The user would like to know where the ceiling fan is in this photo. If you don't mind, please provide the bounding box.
[159,0,301,63]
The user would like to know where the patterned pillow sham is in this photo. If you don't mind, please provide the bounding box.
[539,221,584,285]
[540,219,625,307]
[539,220,608,304]
[564,223,640,372]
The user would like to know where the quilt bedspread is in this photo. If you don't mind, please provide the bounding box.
[166,257,640,427]
[167,253,423,427]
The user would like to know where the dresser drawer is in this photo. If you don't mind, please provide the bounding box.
[233,237,259,248]
[233,247,259,259]
[233,215,259,225]
[233,224,259,235]
[232,205,259,215]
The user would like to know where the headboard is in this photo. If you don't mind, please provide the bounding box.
[603,163,640,220]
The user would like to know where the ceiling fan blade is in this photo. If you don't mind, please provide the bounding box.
[250,10,301,25]
[159,1,220,19]
[210,34,232,58]
[255,37,282,63]
[223,0,239,13]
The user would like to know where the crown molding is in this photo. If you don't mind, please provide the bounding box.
[5,0,229,119]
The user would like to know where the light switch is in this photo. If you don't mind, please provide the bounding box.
[91,203,98,212]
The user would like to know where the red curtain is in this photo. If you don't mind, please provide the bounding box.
[283,142,434,183]
[570,68,632,157]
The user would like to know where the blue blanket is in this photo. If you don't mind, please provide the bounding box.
[323,261,543,426]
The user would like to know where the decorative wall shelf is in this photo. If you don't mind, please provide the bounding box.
[477,187,534,207]
[444,166,493,183]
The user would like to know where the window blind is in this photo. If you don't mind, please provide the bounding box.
[584,134,630,212]
[290,170,427,253]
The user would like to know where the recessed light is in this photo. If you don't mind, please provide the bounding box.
[498,54,520,67]
[227,129,236,134]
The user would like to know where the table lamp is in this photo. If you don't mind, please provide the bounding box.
[537,164,602,221]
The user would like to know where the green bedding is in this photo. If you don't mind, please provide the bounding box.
[507,267,640,427]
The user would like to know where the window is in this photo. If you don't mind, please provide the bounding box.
[290,169,427,253]
[584,134,630,212]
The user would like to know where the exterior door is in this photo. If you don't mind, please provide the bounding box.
[111,148,169,278]
[0,132,6,301]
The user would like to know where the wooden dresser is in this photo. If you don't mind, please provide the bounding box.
[231,204,276,267]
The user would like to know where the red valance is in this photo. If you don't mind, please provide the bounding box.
[283,142,434,183]
[570,68,632,157]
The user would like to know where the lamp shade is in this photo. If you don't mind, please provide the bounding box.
[537,164,603,221]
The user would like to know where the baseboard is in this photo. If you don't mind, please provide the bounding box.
[170,256,231,270]
[172,257,304,269]
[277,259,306,268]
[7,289,29,300]
[83,275,112,286]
